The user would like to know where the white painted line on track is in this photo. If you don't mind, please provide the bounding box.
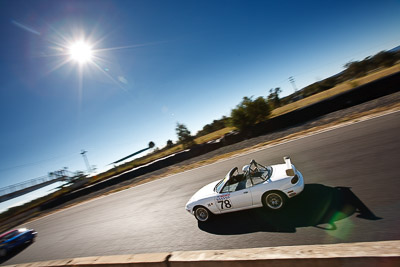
[22,108,400,226]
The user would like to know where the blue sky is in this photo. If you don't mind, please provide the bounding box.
[0,0,399,204]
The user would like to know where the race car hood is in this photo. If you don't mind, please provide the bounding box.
[189,180,219,203]
[269,163,294,182]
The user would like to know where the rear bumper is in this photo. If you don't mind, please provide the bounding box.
[283,171,304,198]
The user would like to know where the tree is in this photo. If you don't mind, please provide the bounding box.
[371,51,397,67]
[176,123,195,148]
[267,87,282,109]
[341,50,398,81]
[343,60,366,80]
[230,96,271,131]
[166,140,173,148]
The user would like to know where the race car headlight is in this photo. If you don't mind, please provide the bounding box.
[291,175,299,184]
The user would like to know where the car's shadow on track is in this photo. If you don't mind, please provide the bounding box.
[0,242,33,264]
[198,184,381,234]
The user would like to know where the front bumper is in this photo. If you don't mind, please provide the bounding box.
[185,203,194,215]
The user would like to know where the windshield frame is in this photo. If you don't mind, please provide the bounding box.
[214,167,238,193]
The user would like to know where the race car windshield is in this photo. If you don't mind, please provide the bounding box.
[214,180,223,192]
[0,230,19,242]
[215,173,230,193]
[215,167,237,193]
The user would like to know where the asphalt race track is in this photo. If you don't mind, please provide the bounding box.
[2,111,400,265]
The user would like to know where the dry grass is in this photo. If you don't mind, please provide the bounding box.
[185,64,400,141]
[194,127,236,144]
[271,64,400,118]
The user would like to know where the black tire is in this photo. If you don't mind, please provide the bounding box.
[262,191,286,210]
[194,206,211,222]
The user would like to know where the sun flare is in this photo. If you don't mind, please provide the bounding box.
[69,41,93,64]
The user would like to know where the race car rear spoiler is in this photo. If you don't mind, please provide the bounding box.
[284,156,295,176]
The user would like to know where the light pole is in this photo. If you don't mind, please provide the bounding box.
[289,76,298,93]
[80,150,92,173]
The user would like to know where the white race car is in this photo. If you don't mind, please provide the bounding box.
[185,156,304,222]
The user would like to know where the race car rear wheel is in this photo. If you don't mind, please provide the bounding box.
[0,248,6,257]
[194,206,210,222]
[262,191,286,210]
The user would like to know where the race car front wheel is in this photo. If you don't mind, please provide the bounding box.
[194,206,210,222]
[262,191,286,210]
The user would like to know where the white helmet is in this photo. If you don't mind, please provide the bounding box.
[242,165,250,173]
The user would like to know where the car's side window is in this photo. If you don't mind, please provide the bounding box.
[251,176,265,186]
[235,179,247,191]
[221,173,261,192]
[234,174,252,191]
[2,231,18,240]
[221,181,239,193]
[245,177,253,188]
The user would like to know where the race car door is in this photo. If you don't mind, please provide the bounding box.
[214,179,253,213]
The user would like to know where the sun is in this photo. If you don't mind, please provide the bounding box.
[69,41,93,64]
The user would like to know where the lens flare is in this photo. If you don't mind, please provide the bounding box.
[69,41,93,64]
[325,210,354,240]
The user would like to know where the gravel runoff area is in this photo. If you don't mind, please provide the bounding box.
[11,90,400,223]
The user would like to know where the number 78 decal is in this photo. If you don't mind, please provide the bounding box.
[217,199,232,209]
